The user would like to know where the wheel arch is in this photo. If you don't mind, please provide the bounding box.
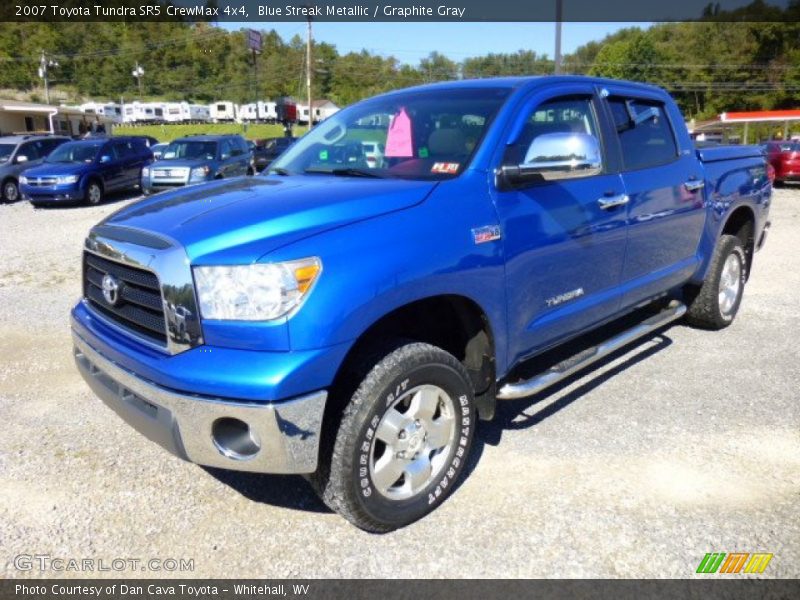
[328,294,498,425]
[85,173,104,190]
[721,205,756,279]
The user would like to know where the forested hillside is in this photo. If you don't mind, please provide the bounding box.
[0,11,798,119]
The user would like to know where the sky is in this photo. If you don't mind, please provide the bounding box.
[221,22,646,64]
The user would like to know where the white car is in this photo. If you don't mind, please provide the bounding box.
[361,141,385,168]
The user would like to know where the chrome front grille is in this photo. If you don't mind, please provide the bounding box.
[151,167,190,184]
[83,227,203,354]
[83,252,167,345]
[27,176,58,186]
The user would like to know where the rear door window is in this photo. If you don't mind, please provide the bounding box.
[220,139,234,159]
[608,98,678,171]
[112,141,134,159]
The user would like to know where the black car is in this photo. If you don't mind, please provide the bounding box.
[253,137,296,172]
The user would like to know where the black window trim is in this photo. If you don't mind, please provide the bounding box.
[603,94,681,173]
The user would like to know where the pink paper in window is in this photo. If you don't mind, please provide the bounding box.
[384,108,413,157]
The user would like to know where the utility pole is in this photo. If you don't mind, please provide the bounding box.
[132,62,144,99]
[306,15,313,128]
[554,0,563,75]
[38,51,59,104]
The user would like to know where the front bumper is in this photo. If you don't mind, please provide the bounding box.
[21,182,84,203]
[73,330,327,474]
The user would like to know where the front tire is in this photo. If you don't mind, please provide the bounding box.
[2,178,19,202]
[310,342,476,532]
[85,180,103,205]
[685,234,747,329]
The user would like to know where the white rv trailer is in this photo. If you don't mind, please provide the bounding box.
[258,101,278,122]
[240,101,279,123]
[209,101,238,123]
[238,103,258,122]
[121,101,166,124]
[80,102,123,124]
[164,102,211,123]
[296,99,340,125]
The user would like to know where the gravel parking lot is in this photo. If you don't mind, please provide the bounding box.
[1,188,798,579]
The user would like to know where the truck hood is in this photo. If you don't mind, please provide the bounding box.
[24,162,91,177]
[101,175,437,263]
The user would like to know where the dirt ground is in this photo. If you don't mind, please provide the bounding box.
[1,188,798,578]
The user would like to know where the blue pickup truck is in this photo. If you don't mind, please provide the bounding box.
[72,77,771,532]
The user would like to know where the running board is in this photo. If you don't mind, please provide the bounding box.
[496,302,687,400]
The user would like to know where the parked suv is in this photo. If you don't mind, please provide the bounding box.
[141,134,253,193]
[0,135,70,202]
[19,137,152,206]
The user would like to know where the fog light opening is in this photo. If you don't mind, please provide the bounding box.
[212,417,260,461]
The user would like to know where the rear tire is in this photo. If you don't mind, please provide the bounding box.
[309,342,476,532]
[685,234,746,330]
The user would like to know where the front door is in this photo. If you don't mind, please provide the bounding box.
[492,90,629,367]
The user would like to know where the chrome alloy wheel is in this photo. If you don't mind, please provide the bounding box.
[4,181,18,202]
[718,252,742,316]
[369,384,458,501]
[87,183,102,204]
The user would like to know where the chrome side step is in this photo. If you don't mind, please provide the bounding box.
[497,302,687,400]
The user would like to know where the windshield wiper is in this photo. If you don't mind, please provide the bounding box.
[304,167,383,179]
[269,167,291,175]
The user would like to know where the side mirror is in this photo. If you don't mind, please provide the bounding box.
[99,155,112,164]
[15,154,28,164]
[498,132,602,188]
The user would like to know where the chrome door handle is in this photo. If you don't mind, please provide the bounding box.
[597,194,630,210]
[684,179,705,192]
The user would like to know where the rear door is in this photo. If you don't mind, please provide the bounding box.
[600,87,707,308]
[99,142,126,191]
[234,137,250,175]
[218,139,240,177]
[491,85,629,364]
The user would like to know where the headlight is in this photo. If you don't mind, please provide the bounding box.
[19,175,27,184]
[142,167,150,177]
[193,258,322,321]
[190,165,211,180]
[55,175,78,184]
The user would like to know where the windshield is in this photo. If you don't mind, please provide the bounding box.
[0,144,16,162]
[162,141,217,161]
[271,87,510,180]
[778,142,800,152]
[46,141,104,163]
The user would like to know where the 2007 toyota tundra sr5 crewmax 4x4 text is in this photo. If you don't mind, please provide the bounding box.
[72,77,772,531]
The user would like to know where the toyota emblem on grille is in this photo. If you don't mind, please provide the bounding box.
[101,273,121,306]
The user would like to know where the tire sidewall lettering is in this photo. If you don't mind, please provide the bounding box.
[354,366,474,517]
